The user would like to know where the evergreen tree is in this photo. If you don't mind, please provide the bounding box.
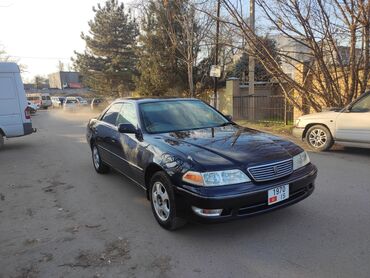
[134,0,187,96]
[73,0,139,96]
[229,38,280,82]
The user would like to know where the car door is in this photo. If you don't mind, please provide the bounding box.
[95,102,123,166]
[114,102,146,185]
[335,93,370,143]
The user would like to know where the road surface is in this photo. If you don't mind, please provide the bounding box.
[1,110,369,278]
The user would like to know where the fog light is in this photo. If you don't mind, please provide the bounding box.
[192,206,223,217]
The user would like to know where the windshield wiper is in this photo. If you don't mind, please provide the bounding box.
[218,122,234,127]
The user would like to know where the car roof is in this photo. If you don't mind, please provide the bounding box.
[113,97,199,104]
[0,62,20,73]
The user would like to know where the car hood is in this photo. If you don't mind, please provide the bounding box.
[153,125,303,171]
[299,111,339,120]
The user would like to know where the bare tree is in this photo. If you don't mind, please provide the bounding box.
[0,46,27,73]
[221,0,370,112]
[163,0,213,97]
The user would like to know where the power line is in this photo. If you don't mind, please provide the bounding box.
[8,55,71,60]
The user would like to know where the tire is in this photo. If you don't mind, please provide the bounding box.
[149,171,186,230]
[91,144,110,174]
[0,134,4,149]
[305,125,334,151]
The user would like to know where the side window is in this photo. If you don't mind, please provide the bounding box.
[101,103,122,125]
[117,103,138,127]
[351,94,370,112]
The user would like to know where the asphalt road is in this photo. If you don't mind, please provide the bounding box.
[1,110,370,278]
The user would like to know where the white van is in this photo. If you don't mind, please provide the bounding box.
[0,62,36,149]
[26,92,52,109]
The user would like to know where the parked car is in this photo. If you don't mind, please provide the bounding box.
[86,98,317,230]
[63,97,79,111]
[0,62,36,149]
[27,101,38,114]
[91,98,109,111]
[26,93,52,109]
[76,96,88,106]
[293,91,370,151]
[51,96,65,108]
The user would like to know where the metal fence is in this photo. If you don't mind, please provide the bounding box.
[233,95,294,124]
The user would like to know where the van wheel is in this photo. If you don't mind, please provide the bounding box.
[92,145,110,173]
[0,134,4,149]
[149,171,186,230]
[305,125,334,151]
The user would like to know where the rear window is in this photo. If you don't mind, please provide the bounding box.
[27,96,41,101]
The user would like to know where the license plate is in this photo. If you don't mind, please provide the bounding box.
[268,185,289,205]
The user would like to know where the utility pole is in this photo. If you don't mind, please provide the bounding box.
[213,0,221,109]
[248,0,255,96]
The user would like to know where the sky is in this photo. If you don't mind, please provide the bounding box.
[0,0,131,81]
[0,0,259,82]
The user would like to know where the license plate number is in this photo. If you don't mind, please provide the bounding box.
[268,185,289,205]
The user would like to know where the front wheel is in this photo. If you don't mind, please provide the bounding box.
[92,145,110,173]
[149,172,186,230]
[305,125,334,151]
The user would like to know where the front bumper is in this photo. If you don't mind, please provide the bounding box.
[174,164,317,223]
[292,127,305,140]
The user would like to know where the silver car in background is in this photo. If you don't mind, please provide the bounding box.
[63,97,79,112]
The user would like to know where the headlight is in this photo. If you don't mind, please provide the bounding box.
[293,151,310,170]
[295,119,301,127]
[182,169,251,186]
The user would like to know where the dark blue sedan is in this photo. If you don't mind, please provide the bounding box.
[86,98,317,230]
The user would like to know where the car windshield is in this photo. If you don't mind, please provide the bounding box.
[139,100,229,133]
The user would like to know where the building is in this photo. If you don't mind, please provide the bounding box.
[48,71,82,89]
[270,35,312,80]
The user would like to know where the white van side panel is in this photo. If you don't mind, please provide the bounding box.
[15,73,30,124]
[0,73,24,137]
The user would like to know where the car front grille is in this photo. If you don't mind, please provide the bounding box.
[247,159,293,182]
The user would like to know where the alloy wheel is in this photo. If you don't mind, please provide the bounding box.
[152,181,170,221]
[308,128,327,148]
[92,146,100,169]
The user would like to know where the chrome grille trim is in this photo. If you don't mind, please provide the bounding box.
[247,158,293,182]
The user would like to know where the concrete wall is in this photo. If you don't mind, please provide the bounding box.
[48,72,81,89]
[218,84,233,116]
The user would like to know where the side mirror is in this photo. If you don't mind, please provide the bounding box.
[118,123,137,134]
[225,115,233,121]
